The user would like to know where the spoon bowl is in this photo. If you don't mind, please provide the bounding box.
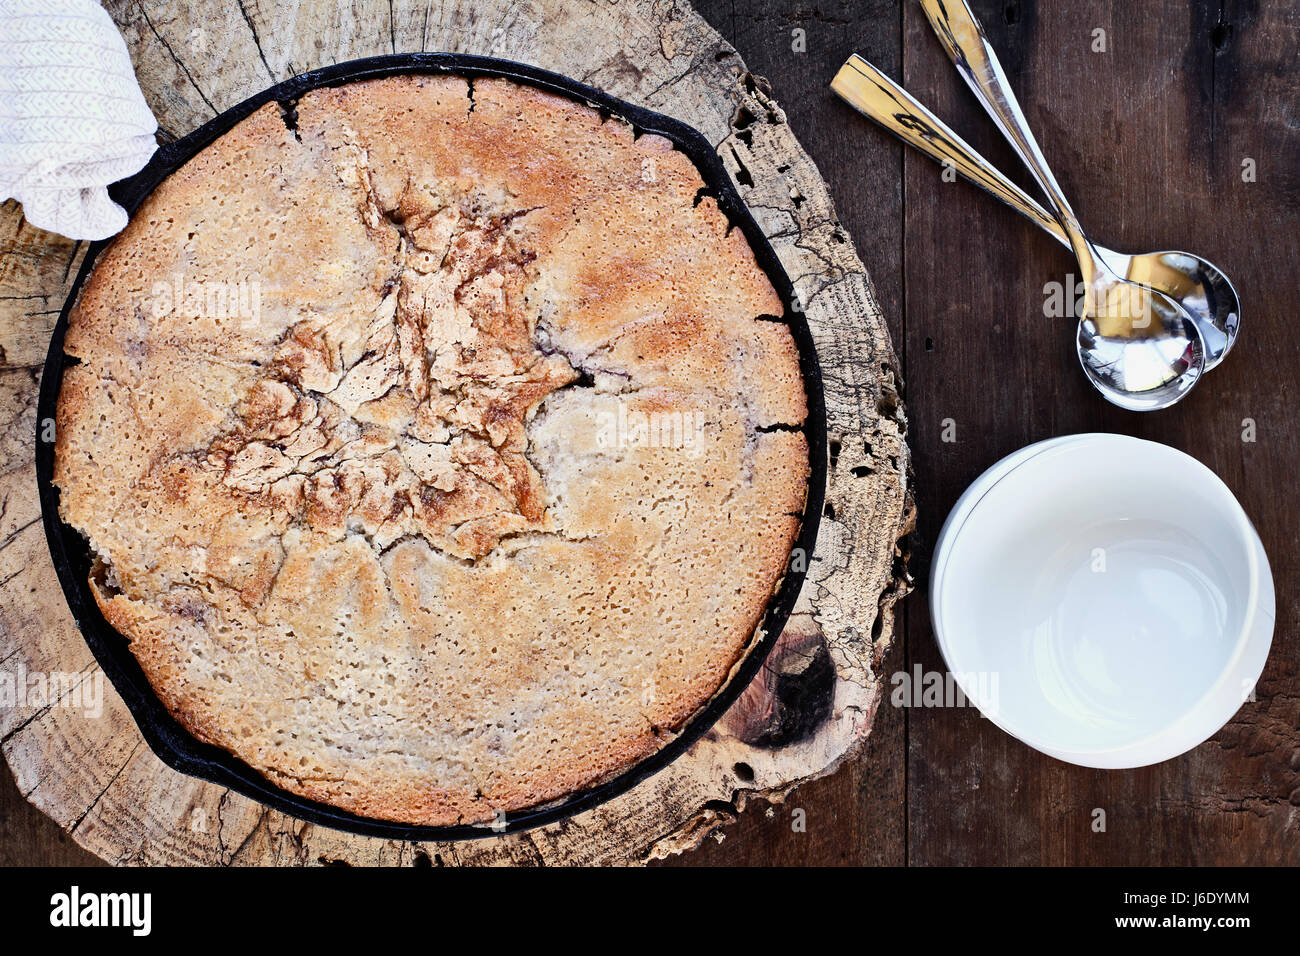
[1105,249,1238,369]
[1075,278,1206,410]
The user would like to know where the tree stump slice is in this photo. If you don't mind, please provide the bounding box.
[0,0,910,865]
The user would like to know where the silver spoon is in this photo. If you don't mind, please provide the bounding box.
[906,0,1205,410]
[831,54,1239,370]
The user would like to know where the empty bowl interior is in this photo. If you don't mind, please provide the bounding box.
[938,436,1256,755]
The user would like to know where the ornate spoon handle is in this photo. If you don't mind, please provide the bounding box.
[831,53,1067,244]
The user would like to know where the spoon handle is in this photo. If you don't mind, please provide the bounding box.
[830,54,1069,247]
[917,0,1102,278]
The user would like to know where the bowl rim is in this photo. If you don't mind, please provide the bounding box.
[929,434,1090,603]
[932,432,1267,762]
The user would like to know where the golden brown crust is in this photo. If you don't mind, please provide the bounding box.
[55,76,809,826]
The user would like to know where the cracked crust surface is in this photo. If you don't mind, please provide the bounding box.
[53,75,810,826]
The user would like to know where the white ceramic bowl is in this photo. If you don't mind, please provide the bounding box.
[931,433,1274,769]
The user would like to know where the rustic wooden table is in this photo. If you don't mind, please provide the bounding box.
[2,0,1296,866]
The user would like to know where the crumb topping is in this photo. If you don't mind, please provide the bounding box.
[207,177,578,560]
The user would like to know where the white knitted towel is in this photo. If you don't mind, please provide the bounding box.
[0,0,158,240]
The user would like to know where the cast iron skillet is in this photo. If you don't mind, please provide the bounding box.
[35,53,827,841]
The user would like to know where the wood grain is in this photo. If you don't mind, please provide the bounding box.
[0,0,909,865]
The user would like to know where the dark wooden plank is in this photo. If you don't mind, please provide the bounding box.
[902,0,1300,865]
[0,757,103,866]
[671,0,908,867]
